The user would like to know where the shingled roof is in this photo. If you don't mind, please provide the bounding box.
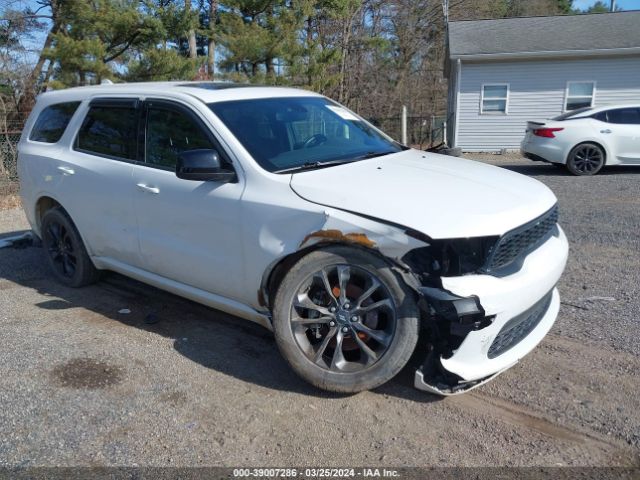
[448,11,640,59]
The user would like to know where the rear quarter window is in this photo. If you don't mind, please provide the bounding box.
[29,102,81,143]
[605,108,640,125]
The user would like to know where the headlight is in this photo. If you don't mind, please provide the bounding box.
[402,236,498,278]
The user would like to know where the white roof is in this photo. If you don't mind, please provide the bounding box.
[37,81,323,104]
[587,103,640,113]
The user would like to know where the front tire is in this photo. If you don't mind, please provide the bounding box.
[566,143,605,176]
[273,246,420,393]
[41,208,100,287]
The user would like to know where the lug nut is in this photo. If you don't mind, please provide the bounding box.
[341,326,349,333]
[329,320,336,327]
[351,315,359,322]
[329,306,336,313]
[343,303,351,309]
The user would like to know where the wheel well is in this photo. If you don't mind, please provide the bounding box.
[262,242,408,312]
[35,196,62,229]
[263,244,319,310]
[568,141,607,164]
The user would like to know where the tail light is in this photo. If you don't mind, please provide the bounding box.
[533,127,564,138]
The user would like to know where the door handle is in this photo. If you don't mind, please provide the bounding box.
[136,183,160,194]
[57,166,75,175]
[600,129,612,134]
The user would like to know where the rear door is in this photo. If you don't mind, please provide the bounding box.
[131,99,245,300]
[61,98,142,266]
[594,107,640,164]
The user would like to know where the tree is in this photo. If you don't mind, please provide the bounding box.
[44,0,164,87]
[583,1,618,13]
[3,0,63,112]
[185,0,198,58]
[126,47,198,80]
[0,7,44,121]
[557,0,574,13]
[0,0,581,145]
[216,0,301,82]
[206,0,218,77]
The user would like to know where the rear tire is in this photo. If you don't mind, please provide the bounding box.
[41,208,100,287]
[566,143,605,176]
[273,246,420,393]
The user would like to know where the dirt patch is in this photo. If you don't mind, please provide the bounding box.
[51,357,124,389]
[159,390,188,406]
[0,194,21,210]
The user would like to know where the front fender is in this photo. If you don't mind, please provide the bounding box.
[257,207,429,311]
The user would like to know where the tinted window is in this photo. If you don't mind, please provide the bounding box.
[29,102,81,143]
[605,108,640,125]
[146,107,214,169]
[76,105,139,160]
[209,97,401,173]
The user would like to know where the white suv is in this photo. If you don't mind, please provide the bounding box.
[18,82,568,395]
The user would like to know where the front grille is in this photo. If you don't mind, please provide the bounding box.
[487,291,553,359]
[485,205,559,272]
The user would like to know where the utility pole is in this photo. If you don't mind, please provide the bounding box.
[610,0,616,11]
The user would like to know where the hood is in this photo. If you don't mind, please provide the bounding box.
[289,149,557,239]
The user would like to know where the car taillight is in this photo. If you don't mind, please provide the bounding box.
[533,127,564,138]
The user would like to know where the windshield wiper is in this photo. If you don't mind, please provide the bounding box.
[275,159,356,174]
[352,150,397,160]
[275,151,397,174]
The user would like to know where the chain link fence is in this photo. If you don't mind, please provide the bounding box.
[1,123,22,200]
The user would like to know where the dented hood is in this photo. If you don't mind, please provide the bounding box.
[289,150,558,239]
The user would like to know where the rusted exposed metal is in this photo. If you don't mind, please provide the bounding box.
[300,229,376,249]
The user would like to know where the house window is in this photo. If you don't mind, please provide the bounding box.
[481,84,508,114]
[565,81,595,111]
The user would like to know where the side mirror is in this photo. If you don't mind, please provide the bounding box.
[176,149,236,182]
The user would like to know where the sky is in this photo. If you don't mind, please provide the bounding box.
[573,0,640,9]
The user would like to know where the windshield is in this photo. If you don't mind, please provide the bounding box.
[208,97,402,173]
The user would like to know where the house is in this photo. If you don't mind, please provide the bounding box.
[445,11,640,152]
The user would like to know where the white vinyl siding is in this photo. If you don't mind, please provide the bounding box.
[455,56,640,151]
[481,84,509,114]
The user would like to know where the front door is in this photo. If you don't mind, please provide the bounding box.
[131,100,245,300]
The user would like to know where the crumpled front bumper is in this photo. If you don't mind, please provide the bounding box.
[414,225,569,395]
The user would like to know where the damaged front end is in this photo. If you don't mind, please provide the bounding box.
[294,216,505,396]
[400,235,503,395]
[414,287,501,395]
[257,205,554,396]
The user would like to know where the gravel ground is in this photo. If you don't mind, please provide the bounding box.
[0,155,639,468]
